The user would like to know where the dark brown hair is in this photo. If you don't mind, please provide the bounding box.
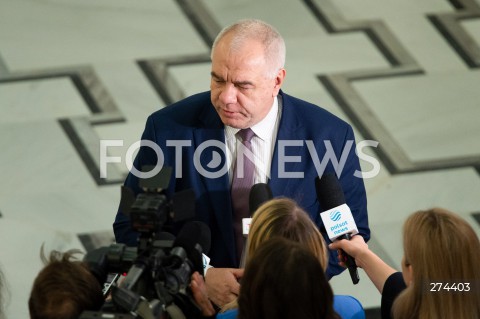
[238,237,340,319]
[29,248,104,319]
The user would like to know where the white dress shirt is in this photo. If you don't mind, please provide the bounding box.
[224,96,282,185]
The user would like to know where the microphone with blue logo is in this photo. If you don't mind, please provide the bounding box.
[315,174,360,285]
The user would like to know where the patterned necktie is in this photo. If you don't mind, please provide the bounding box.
[231,128,255,263]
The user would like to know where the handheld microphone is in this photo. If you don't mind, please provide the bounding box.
[249,183,273,214]
[244,183,273,235]
[315,174,360,284]
[173,221,211,275]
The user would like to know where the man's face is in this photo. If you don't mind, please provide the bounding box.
[210,36,285,129]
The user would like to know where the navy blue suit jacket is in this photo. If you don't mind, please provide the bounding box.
[113,90,369,278]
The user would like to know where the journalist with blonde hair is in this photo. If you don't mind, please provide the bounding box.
[330,208,480,319]
[246,197,328,269]
[216,198,365,319]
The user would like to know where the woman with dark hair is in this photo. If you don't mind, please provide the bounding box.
[238,237,339,319]
[29,248,104,319]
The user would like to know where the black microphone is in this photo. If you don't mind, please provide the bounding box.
[315,174,360,285]
[242,183,273,237]
[249,183,273,215]
[83,247,109,288]
[173,221,211,275]
[234,183,273,267]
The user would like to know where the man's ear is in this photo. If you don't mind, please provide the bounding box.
[272,68,286,96]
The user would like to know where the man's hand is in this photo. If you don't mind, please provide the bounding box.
[190,272,216,317]
[205,267,244,307]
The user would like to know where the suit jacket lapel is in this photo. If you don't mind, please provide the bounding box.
[194,105,236,263]
[269,92,304,196]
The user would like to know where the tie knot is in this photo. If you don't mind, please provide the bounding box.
[237,128,255,143]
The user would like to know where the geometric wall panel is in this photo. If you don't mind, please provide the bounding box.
[0,65,126,185]
[136,0,480,176]
[428,0,480,68]
[304,0,480,175]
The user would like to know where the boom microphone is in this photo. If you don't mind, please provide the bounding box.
[315,174,360,284]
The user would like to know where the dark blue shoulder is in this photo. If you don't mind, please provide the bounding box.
[148,91,220,129]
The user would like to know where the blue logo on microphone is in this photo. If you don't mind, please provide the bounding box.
[330,211,341,222]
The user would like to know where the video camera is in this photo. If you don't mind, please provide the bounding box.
[80,166,210,319]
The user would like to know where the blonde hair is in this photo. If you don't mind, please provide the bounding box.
[222,198,328,312]
[392,208,480,319]
[246,198,328,269]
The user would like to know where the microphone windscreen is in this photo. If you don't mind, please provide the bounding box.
[173,221,211,275]
[316,174,361,284]
[249,183,273,215]
[315,173,346,210]
[83,247,109,286]
[174,221,211,255]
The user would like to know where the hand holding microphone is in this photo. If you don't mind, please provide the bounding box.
[328,234,369,269]
[315,174,360,285]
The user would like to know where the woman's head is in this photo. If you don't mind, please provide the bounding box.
[393,208,480,319]
[246,198,328,270]
[402,207,480,286]
[238,237,339,319]
[29,248,104,319]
